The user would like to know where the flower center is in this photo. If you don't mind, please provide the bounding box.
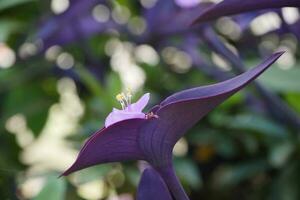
[115,88,132,110]
[146,112,159,119]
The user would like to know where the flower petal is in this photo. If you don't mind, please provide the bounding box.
[192,0,300,24]
[175,0,200,8]
[61,119,146,176]
[129,93,150,112]
[137,168,172,200]
[105,109,145,127]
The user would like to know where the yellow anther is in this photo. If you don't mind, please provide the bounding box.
[116,90,133,109]
[116,93,124,101]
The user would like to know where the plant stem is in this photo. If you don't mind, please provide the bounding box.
[156,165,189,200]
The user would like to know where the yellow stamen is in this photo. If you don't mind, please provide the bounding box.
[125,88,132,104]
[116,93,124,101]
[115,91,132,110]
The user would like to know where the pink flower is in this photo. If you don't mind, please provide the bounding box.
[105,93,150,127]
[175,0,200,8]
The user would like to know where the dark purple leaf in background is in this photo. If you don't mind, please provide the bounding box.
[233,10,270,31]
[269,18,300,41]
[62,52,283,199]
[41,17,115,49]
[38,0,211,48]
[137,168,172,200]
[199,26,300,128]
[143,1,211,38]
[192,0,300,24]
[38,0,110,49]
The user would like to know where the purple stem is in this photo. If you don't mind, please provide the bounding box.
[156,165,189,200]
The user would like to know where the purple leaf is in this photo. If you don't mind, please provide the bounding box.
[233,11,267,31]
[38,0,111,49]
[62,52,283,199]
[63,52,283,171]
[138,52,284,167]
[137,168,172,200]
[269,19,300,41]
[199,27,300,128]
[61,119,146,176]
[143,1,210,39]
[192,0,300,24]
[160,52,284,106]
[40,17,115,49]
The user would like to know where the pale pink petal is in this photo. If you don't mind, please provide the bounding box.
[105,109,146,127]
[129,93,150,112]
[104,93,150,127]
[175,0,200,8]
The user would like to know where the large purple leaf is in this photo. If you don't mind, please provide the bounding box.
[137,168,172,200]
[62,52,283,200]
[140,52,284,167]
[62,52,283,177]
[160,52,283,106]
[192,0,300,24]
[62,119,146,176]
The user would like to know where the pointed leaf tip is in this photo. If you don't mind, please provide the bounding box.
[62,119,146,176]
[150,52,284,147]
[160,52,284,107]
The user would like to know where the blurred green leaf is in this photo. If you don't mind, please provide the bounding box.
[210,113,288,138]
[213,159,269,188]
[3,83,55,135]
[33,175,66,200]
[174,157,203,190]
[0,0,35,12]
[258,65,300,93]
[72,165,111,184]
[269,161,300,200]
[124,165,140,187]
[286,93,300,113]
[0,63,50,93]
[217,92,243,109]
[75,64,105,98]
[106,72,122,108]
[268,141,294,168]
[0,19,23,41]
[0,131,23,173]
[187,129,238,158]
